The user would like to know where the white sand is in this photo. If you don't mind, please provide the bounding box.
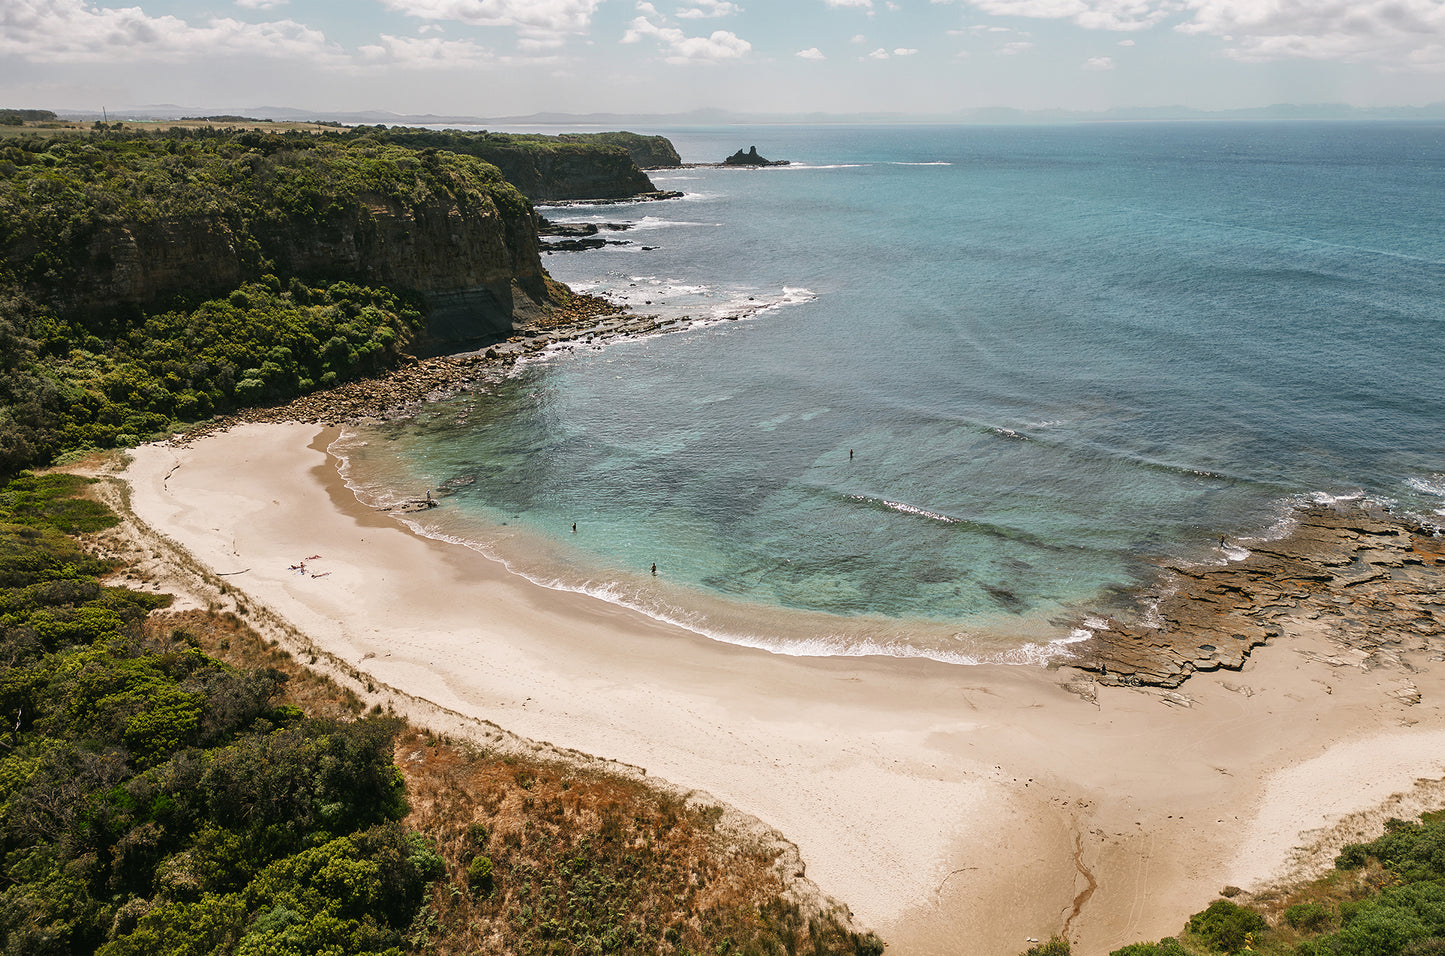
[122,422,1445,955]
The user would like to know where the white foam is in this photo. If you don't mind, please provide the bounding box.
[629,215,715,231]
[850,495,959,525]
[1407,475,1445,498]
[1309,489,1365,505]
[889,161,953,166]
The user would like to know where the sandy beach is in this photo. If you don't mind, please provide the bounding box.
[119,421,1445,956]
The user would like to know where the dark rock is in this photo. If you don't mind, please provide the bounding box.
[723,146,789,167]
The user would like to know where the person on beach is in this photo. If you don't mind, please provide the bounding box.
[651,563,657,575]
[572,523,577,533]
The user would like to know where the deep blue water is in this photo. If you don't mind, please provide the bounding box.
[336,123,1445,664]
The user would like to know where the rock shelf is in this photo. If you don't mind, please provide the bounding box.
[1070,504,1445,688]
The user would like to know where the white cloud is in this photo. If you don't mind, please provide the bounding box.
[960,0,1172,31]
[358,33,492,67]
[677,0,740,17]
[380,0,606,35]
[621,15,751,63]
[0,0,339,63]
[517,34,567,52]
[235,0,288,9]
[1117,37,1135,45]
[934,0,1445,69]
[636,1,661,13]
[867,46,890,58]
[997,39,1034,53]
[1180,0,1445,70]
[893,47,918,54]
[796,46,826,59]
[851,32,867,42]
[1082,54,1114,68]
[824,0,873,8]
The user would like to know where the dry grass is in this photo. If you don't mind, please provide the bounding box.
[396,726,879,955]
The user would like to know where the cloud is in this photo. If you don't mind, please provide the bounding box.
[1180,0,1445,70]
[358,33,492,67]
[677,0,740,17]
[235,0,288,9]
[997,39,1034,53]
[621,15,751,63]
[379,0,606,35]
[867,46,890,58]
[851,33,867,42]
[958,0,1172,31]
[934,0,1445,69]
[0,0,339,63]
[824,0,873,8]
[796,46,826,59]
[893,47,918,55]
[1117,37,1135,45]
[1082,54,1114,68]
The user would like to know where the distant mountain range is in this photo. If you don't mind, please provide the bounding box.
[57,103,1445,126]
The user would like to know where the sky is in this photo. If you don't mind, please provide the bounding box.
[3,0,1444,118]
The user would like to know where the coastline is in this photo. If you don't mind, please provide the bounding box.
[117,420,1445,956]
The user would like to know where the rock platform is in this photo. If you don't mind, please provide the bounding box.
[1069,504,1445,688]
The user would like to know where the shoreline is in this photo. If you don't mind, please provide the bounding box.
[118,420,1445,955]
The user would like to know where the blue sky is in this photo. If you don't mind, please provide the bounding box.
[3,0,1443,116]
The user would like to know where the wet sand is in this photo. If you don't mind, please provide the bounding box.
[123,422,1445,955]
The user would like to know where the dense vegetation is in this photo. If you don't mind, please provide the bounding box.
[1025,810,1445,956]
[0,278,422,473]
[0,472,436,954]
[0,110,56,126]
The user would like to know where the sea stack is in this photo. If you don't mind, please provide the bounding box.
[722,146,788,166]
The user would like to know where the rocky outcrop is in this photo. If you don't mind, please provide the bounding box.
[1069,504,1445,687]
[723,146,788,167]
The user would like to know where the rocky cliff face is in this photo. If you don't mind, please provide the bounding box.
[70,189,550,352]
[262,193,551,351]
[482,147,657,202]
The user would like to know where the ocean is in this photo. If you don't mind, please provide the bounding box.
[333,122,1445,665]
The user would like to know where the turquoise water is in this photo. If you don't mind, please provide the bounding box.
[336,123,1445,664]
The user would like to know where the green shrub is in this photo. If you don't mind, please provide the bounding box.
[1188,899,1268,953]
[1338,843,1372,869]
[1286,902,1335,932]
[467,854,495,896]
[1110,940,1186,956]
[1023,938,1070,956]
